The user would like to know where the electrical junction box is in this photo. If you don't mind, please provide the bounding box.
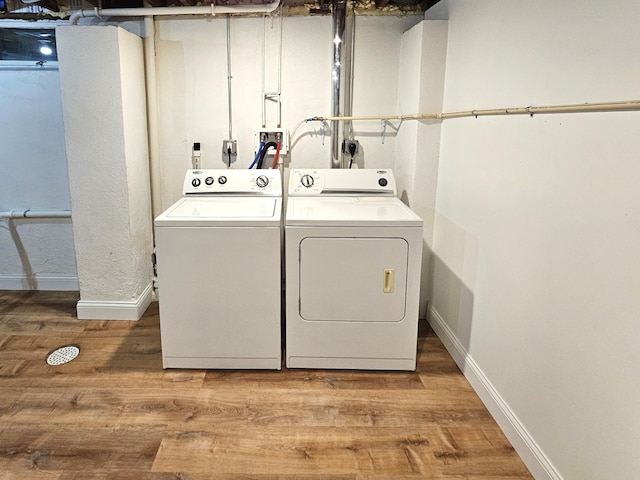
[221,139,237,166]
[254,128,289,155]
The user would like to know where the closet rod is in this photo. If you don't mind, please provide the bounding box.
[311,100,640,122]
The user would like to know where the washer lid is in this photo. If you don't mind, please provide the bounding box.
[286,196,422,227]
[155,196,282,227]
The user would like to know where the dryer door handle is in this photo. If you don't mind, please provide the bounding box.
[383,269,395,293]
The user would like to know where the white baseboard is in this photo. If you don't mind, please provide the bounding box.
[0,274,79,291]
[76,283,153,321]
[427,305,562,480]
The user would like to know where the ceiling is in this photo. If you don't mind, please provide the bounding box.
[1,0,442,20]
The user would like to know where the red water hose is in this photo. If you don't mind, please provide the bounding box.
[271,141,281,169]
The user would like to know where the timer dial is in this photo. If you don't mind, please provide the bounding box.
[300,174,314,188]
[256,175,269,188]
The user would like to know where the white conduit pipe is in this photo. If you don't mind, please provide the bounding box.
[69,1,281,25]
[0,210,72,219]
[313,100,640,122]
[144,16,162,219]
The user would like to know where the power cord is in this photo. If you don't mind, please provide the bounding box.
[348,141,357,169]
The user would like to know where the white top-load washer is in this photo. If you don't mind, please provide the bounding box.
[285,169,423,370]
[154,169,282,369]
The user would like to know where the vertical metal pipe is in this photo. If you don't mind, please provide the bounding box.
[226,15,233,139]
[143,16,162,218]
[277,6,283,127]
[331,0,346,168]
[344,1,355,142]
[261,16,267,127]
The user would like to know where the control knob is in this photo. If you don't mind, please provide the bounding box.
[205,176,214,185]
[218,176,227,185]
[300,174,314,188]
[378,178,388,187]
[256,175,269,188]
[191,178,201,187]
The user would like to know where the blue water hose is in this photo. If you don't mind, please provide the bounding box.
[249,142,265,169]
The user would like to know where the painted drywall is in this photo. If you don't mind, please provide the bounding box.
[57,25,153,315]
[0,30,78,290]
[396,20,447,317]
[153,14,421,213]
[119,27,155,302]
[426,1,640,478]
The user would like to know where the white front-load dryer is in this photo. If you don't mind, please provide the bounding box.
[154,169,282,369]
[285,169,423,370]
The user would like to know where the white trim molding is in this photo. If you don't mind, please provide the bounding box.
[427,305,563,480]
[76,283,153,321]
[0,274,79,291]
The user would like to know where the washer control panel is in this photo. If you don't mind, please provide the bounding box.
[183,169,282,196]
[288,169,397,196]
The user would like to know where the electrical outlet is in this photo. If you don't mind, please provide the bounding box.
[222,140,237,155]
[222,139,237,166]
[342,139,359,156]
[254,128,289,155]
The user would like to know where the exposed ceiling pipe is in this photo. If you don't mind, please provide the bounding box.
[69,1,281,25]
[330,0,346,169]
[0,210,71,219]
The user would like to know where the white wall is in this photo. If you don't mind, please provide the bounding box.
[396,20,447,317]
[426,1,640,479]
[0,34,78,290]
[153,14,421,213]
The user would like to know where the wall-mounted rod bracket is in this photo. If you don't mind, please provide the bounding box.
[380,120,400,144]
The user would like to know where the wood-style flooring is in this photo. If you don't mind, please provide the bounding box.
[0,290,532,479]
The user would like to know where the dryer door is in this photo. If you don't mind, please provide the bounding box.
[299,237,408,322]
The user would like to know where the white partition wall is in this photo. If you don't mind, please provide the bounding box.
[426,1,640,478]
[395,20,448,317]
[57,25,153,320]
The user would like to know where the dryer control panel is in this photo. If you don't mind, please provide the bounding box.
[289,169,397,196]
[183,169,282,196]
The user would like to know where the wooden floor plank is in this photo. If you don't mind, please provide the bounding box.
[0,291,532,478]
[1,388,250,427]
[152,426,437,476]
[204,369,425,390]
[152,425,528,477]
[239,389,492,428]
[0,359,205,389]
[2,387,492,429]
[58,474,358,480]
[0,471,62,480]
[0,423,164,471]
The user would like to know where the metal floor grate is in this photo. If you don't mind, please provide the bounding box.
[46,345,80,366]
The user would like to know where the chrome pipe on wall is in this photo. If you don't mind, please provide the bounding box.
[331,0,347,169]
